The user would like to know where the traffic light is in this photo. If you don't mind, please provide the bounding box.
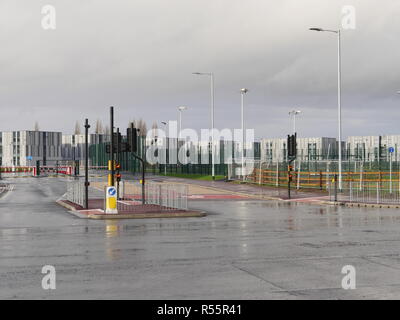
[288,165,293,182]
[106,144,117,154]
[114,132,122,148]
[121,142,131,152]
[287,133,297,159]
[127,126,138,153]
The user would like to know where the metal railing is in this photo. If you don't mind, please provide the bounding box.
[65,180,86,208]
[145,181,188,210]
[328,180,400,205]
[0,166,35,178]
[108,180,188,212]
[244,159,400,191]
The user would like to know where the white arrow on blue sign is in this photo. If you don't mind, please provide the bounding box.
[108,187,117,196]
[389,147,395,153]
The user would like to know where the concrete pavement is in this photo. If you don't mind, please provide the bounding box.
[152,175,328,201]
[1,177,400,299]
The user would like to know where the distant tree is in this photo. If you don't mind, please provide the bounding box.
[151,121,159,138]
[74,121,81,135]
[95,119,104,134]
[136,119,147,136]
[104,125,110,136]
[128,119,136,128]
[34,121,39,131]
[127,119,148,136]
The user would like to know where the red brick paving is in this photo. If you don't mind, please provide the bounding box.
[60,199,186,215]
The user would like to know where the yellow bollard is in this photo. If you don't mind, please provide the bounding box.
[108,160,116,186]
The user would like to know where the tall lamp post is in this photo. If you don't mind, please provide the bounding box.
[161,121,168,176]
[193,72,215,180]
[289,110,301,134]
[178,106,188,167]
[240,88,249,180]
[178,106,188,137]
[310,27,342,190]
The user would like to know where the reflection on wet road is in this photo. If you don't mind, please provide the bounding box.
[1,177,400,299]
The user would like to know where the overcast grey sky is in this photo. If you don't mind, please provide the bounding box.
[0,0,399,139]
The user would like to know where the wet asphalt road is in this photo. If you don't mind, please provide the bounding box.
[1,177,400,299]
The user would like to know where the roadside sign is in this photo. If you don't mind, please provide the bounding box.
[27,156,33,160]
[105,186,118,214]
[389,147,395,153]
[108,187,116,196]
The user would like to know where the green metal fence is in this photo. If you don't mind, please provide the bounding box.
[89,136,146,173]
[89,138,260,176]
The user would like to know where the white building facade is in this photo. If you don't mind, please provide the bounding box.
[260,137,338,162]
[0,131,62,166]
[61,133,109,163]
[347,135,400,162]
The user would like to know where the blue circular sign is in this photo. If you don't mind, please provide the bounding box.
[389,147,395,153]
[108,187,116,196]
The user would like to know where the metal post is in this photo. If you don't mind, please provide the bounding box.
[337,30,343,191]
[109,106,115,186]
[165,125,168,176]
[297,160,301,190]
[179,110,182,137]
[84,118,90,209]
[350,181,352,202]
[310,28,342,190]
[117,127,120,199]
[334,174,338,202]
[211,73,215,180]
[276,160,279,187]
[288,169,290,199]
[241,91,244,181]
[390,152,393,194]
[293,113,296,134]
[142,159,145,204]
[377,182,380,204]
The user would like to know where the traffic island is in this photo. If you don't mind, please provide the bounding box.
[56,198,206,220]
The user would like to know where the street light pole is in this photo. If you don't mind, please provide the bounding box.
[161,121,168,176]
[193,72,215,180]
[178,106,187,138]
[337,29,343,191]
[289,110,301,134]
[310,27,342,190]
[84,118,90,210]
[240,88,249,181]
[178,106,187,167]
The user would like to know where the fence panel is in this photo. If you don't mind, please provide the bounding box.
[327,180,400,205]
[65,179,86,207]
[114,181,188,212]
[145,182,188,210]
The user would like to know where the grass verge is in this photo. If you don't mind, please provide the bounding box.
[160,173,225,181]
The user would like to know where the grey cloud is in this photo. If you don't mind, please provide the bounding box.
[0,0,399,139]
